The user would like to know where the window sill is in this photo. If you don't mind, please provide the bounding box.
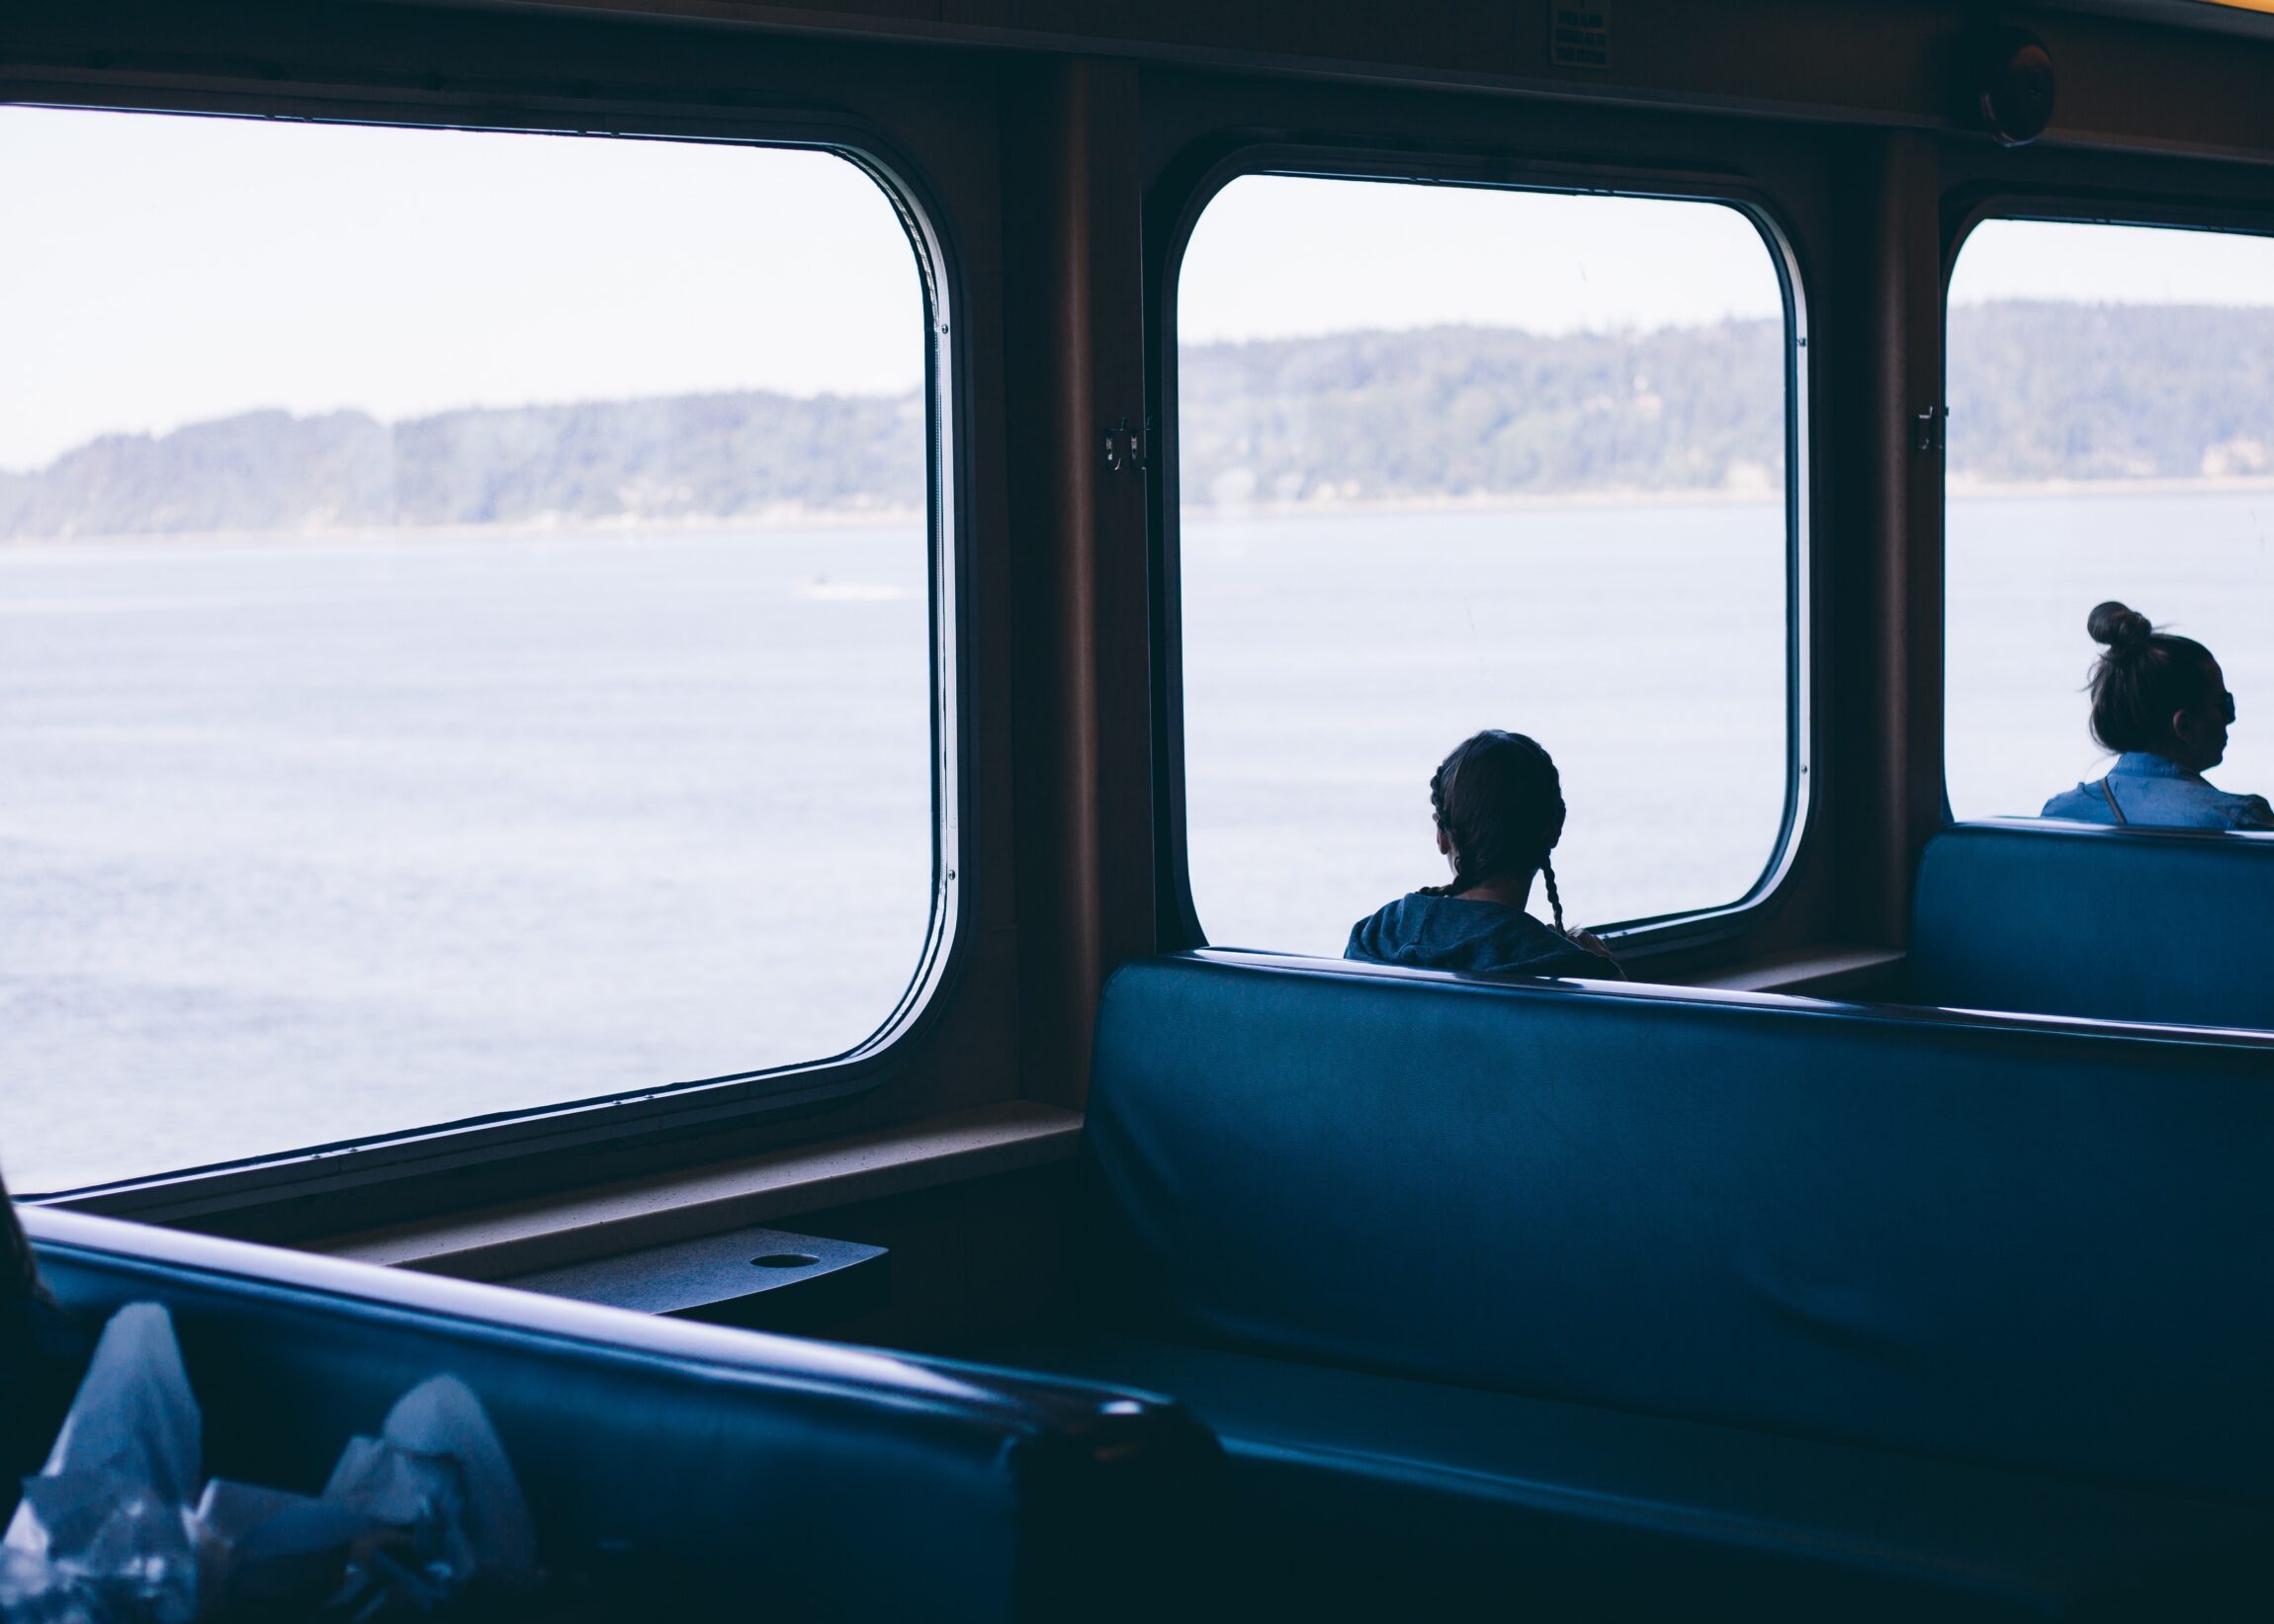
[1694,945,1905,998]
[313,1101,1082,1282]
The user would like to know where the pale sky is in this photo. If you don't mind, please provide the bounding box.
[1949,215,2274,307]
[1181,177,2274,344]
[0,107,925,471]
[4,108,2272,472]
[1177,175,1790,343]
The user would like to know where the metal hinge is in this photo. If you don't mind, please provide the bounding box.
[1101,416,1148,474]
[1913,406,1948,455]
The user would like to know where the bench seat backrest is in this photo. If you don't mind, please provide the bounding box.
[1910,819,2274,1026]
[23,1208,1214,1623]
[1086,952,2274,1500]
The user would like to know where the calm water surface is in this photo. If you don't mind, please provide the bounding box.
[1947,487,2274,819]
[1180,502,1791,952]
[6,491,2267,1189]
[2,527,933,1190]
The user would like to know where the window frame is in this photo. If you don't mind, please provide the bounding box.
[6,92,973,1215]
[1149,143,1815,961]
[1939,190,2274,825]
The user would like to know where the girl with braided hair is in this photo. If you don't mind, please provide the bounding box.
[1346,729,1622,978]
[2041,601,2272,829]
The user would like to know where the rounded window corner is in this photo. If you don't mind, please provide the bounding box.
[1161,159,1811,964]
[0,102,967,1204]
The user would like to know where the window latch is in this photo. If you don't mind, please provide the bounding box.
[1913,406,1948,456]
[1101,416,1148,474]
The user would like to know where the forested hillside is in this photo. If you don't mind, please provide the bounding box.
[1176,319,1786,504]
[1945,301,2273,481]
[1177,302,2274,503]
[0,391,926,539]
[2,301,2267,539]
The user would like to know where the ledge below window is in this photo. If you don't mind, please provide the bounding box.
[312,1101,1082,1282]
[1694,945,1905,998]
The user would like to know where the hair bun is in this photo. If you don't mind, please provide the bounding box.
[2087,600,2152,648]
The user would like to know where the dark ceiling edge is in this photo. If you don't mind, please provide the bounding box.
[340,0,2274,165]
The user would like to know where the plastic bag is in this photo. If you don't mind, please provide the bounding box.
[0,1544,101,1624]
[4,1305,538,1622]
[3,1304,200,1623]
[187,1479,375,1613]
[306,1375,539,1619]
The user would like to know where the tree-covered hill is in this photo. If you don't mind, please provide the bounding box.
[1,300,2267,539]
[0,390,926,539]
[1176,301,2274,504]
[1945,301,2274,482]
[1176,319,1787,505]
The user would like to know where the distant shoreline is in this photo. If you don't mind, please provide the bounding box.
[1187,486,1784,520]
[1201,473,2274,517]
[0,505,931,551]
[6,474,2273,549]
[1944,473,2274,500]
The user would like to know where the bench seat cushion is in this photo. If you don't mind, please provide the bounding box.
[1086,954,2274,1499]
[968,1333,2273,1620]
[25,1208,1219,1623]
[1909,820,2274,1026]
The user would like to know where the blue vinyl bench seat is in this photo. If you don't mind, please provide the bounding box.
[1910,818,2274,1027]
[961,952,2274,1618]
[976,1334,2267,1620]
[21,1206,1219,1623]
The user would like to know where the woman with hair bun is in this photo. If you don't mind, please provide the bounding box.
[1346,729,1622,978]
[2041,600,2273,829]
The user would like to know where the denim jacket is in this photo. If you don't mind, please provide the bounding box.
[1345,893,1610,979]
[2041,751,2274,831]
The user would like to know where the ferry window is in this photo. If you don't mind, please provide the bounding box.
[0,109,944,1192]
[1946,219,2274,821]
[1175,175,1796,953]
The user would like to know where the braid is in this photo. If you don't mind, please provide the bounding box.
[1418,759,1463,897]
[1538,855,1567,936]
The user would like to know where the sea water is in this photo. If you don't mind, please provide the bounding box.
[5,489,2269,1190]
